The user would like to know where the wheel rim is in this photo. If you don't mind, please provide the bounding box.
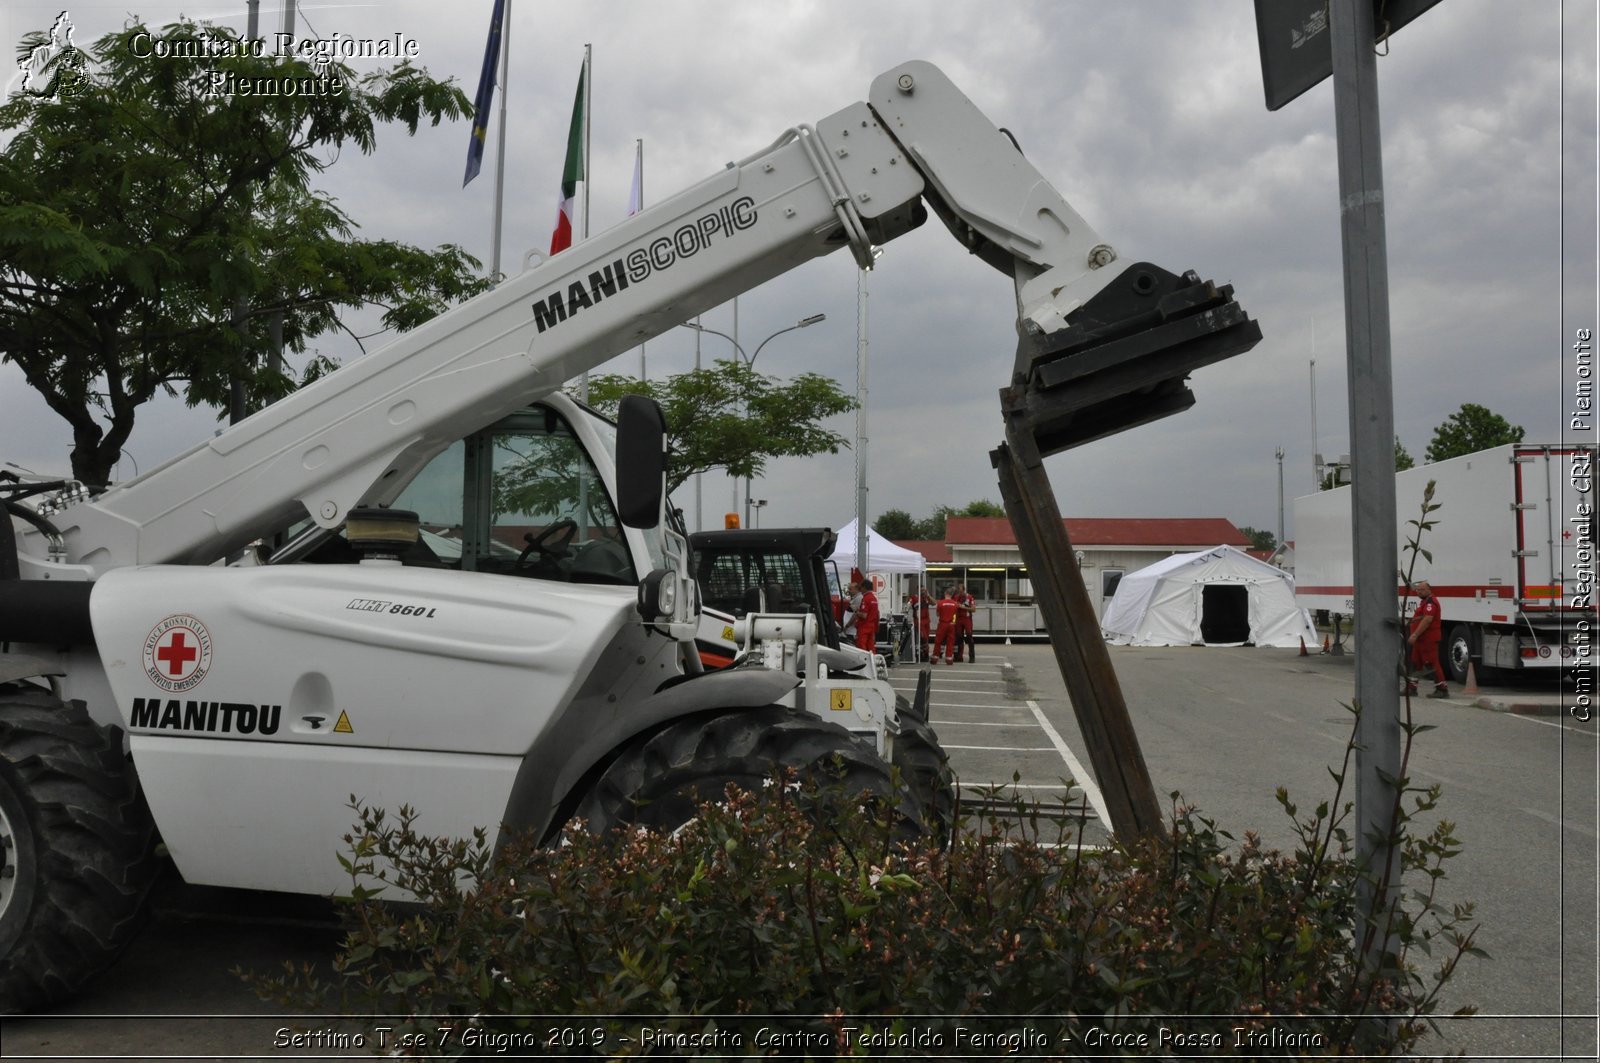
[0,792,17,924]
[1447,634,1469,680]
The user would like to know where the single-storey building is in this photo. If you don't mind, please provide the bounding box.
[893,516,1252,630]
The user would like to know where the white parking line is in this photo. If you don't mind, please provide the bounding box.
[926,702,1015,710]
[1026,699,1113,831]
[936,719,1044,727]
[894,662,1010,670]
[1520,807,1598,837]
[1505,714,1599,737]
[942,744,1058,753]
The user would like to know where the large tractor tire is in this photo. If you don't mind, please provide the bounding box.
[890,699,958,839]
[0,688,159,1013]
[573,705,923,836]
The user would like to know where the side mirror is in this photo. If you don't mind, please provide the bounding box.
[615,395,666,529]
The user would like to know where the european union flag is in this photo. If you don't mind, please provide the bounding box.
[463,0,505,186]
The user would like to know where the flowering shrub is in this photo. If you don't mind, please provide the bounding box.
[248,726,1479,1059]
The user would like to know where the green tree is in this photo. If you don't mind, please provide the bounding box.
[1424,403,1525,463]
[872,508,923,540]
[581,360,858,494]
[957,499,1006,518]
[1395,436,1415,471]
[889,499,998,541]
[1238,526,1277,552]
[0,18,489,485]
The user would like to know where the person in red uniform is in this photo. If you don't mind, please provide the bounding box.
[857,576,883,653]
[1405,579,1448,698]
[932,586,960,664]
[853,575,880,654]
[952,583,976,663]
[908,583,933,661]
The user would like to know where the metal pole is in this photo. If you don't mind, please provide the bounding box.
[1329,0,1402,962]
[1276,445,1286,549]
[633,139,646,379]
[854,273,869,576]
[489,0,510,282]
[1310,348,1321,489]
[732,297,741,519]
[578,44,592,402]
[693,317,702,532]
[580,44,590,246]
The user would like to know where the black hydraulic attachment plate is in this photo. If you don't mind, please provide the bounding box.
[1007,262,1263,457]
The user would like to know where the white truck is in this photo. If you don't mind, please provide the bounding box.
[0,60,1259,1010]
[1293,443,1597,683]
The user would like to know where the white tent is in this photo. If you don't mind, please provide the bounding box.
[830,519,927,575]
[1101,545,1317,649]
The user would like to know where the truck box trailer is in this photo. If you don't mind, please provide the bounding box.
[1294,444,1596,683]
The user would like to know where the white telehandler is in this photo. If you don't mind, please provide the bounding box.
[0,60,1260,1009]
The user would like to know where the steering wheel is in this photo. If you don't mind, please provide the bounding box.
[516,518,578,568]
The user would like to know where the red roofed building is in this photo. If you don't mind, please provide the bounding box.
[893,516,1251,627]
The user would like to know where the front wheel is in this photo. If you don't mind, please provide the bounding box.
[572,706,923,836]
[890,699,957,839]
[0,688,159,1013]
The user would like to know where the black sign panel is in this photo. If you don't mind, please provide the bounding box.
[1255,0,1445,111]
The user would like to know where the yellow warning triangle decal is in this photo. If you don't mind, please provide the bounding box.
[333,710,354,734]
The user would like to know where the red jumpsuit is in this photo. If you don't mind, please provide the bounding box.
[933,596,960,662]
[1408,594,1446,688]
[854,589,880,653]
[953,591,976,662]
[909,593,932,659]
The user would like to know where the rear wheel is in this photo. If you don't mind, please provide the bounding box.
[0,688,158,1013]
[1442,625,1475,685]
[573,705,922,836]
[890,698,957,839]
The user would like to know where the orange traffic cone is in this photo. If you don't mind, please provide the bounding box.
[1462,661,1479,695]
[1321,635,1331,655]
[1299,637,1309,657]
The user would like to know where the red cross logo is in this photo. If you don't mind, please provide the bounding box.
[143,615,212,692]
[155,632,199,676]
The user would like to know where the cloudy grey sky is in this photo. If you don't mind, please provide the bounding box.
[2,1,1595,541]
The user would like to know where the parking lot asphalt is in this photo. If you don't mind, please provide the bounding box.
[893,639,1596,1062]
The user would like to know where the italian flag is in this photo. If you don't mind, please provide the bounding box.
[550,61,586,256]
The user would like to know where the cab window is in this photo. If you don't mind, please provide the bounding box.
[471,416,634,584]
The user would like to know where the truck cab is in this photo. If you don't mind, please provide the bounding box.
[689,527,844,668]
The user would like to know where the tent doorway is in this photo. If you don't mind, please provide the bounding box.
[1199,584,1250,644]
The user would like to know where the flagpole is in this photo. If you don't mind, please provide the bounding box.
[694,316,702,532]
[489,0,511,283]
[579,42,592,401]
[581,44,591,246]
[731,295,739,518]
[633,138,646,379]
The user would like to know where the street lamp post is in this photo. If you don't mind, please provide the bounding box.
[682,313,826,526]
[1275,445,1286,552]
[748,498,768,527]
